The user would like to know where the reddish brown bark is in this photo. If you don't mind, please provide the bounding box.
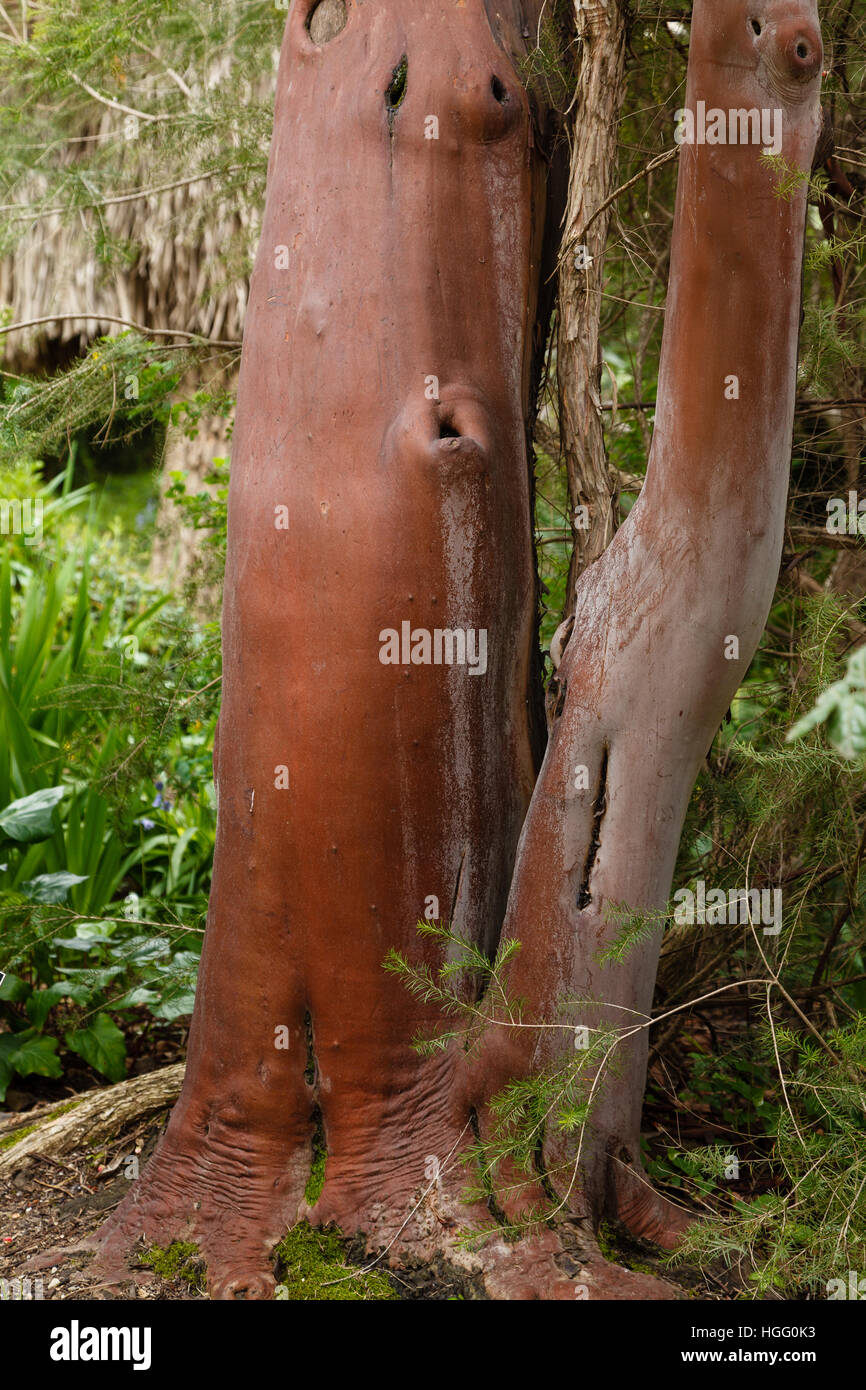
[96,0,569,1300]
[93,0,823,1300]
[491,0,823,1249]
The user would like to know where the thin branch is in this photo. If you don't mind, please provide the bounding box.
[131,40,195,100]
[68,72,173,123]
[0,2,20,41]
[0,313,241,349]
[600,397,866,412]
[559,147,680,268]
[1,163,253,218]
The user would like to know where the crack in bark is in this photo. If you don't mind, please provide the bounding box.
[386,55,408,122]
[577,744,609,910]
[468,1106,513,1234]
[303,1009,317,1088]
[545,674,568,728]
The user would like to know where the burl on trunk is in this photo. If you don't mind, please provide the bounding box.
[95,0,822,1299]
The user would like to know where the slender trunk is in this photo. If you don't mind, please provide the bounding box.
[559,0,628,605]
[495,0,823,1245]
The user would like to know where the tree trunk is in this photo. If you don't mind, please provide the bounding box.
[96,0,568,1300]
[558,0,627,606]
[496,0,823,1248]
[94,0,823,1300]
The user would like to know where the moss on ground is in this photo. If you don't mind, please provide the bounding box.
[274,1223,398,1301]
[598,1220,661,1277]
[140,1241,202,1287]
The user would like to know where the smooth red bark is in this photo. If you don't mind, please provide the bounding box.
[97,0,571,1299]
[94,0,822,1299]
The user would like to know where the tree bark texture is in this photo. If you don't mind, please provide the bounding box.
[559,0,628,605]
[94,0,823,1300]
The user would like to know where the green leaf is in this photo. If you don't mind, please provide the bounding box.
[0,1028,63,1085]
[150,989,196,1022]
[0,785,68,843]
[64,1012,126,1082]
[25,981,92,1030]
[21,871,88,903]
[0,973,31,1003]
[113,986,159,1009]
[109,935,170,964]
[54,937,110,952]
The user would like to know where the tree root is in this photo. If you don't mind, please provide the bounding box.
[5,1067,687,1300]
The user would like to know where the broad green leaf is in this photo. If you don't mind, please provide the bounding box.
[113,986,160,1009]
[0,785,68,843]
[25,981,92,1030]
[0,973,31,1003]
[0,1029,63,1083]
[151,989,196,1021]
[58,965,125,987]
[54,936,111,952]
[109,936,171,964]
[64,1012,126,1082]
[21,871,88,904]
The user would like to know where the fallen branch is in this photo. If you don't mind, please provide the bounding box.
[0,1064,184,1176]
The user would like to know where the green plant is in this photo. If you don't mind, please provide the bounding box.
[0,469,219,1097]
[668,1024,866,1298]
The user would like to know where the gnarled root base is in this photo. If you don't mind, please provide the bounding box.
[87,1106,687,1300]
[612,1160,694,1253]
[89,1106,312,1300]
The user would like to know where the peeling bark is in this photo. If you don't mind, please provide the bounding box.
[559,0,628,604]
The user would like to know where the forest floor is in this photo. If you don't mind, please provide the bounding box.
[0,1123,724,1302]
[0,1014,762,1301]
